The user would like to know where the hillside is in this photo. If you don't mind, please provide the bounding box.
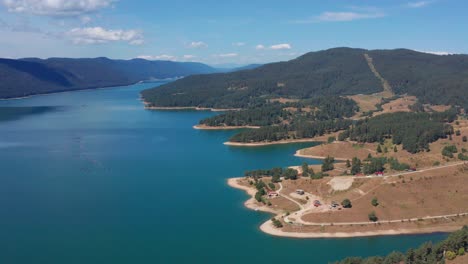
[0,57,217,99]
[142,48,468,110]
[141,48,381,108]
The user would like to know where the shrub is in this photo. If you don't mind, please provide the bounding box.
[445,250,457,260]
[371,197,379,207]
[368,211,378,222]
[458,153,468,161]
[442,145,458,158]
[328,136,336,143]
[458,247,465,256]
[271,217,283,228]
[388,157,410,171]
[463,136,467,142]
[342,199,352,208]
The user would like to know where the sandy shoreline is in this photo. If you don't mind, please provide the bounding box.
[224,138,321,147]
[144,105,241,112]
[227,176,461,238]
[227,178,279,215]
[193,124,261,130]
[259,221,455,238]
[294,150,348,161]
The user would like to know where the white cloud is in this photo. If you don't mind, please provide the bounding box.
[315,11,385,22]
[189,41,207,48]
[418,50,454,56]
[67,27,144,45]
[183,54,196,59]
[270,43,291,50]
[1,0,114,16]
[80,16,92,24]
[216,53,238,58]
[255,44,265,50]
[137,54,177,61]
[407,1,432,8]
[232,42,246,47]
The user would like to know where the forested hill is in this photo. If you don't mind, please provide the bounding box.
[0,57,217,99]
[141,48,468,110]
[141,48,381,108]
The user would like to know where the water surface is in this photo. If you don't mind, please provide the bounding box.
[0,83,447,263]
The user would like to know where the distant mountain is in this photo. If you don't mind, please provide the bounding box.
[142,48,468,110]
[226,64,263,72]
[0,57,218,99]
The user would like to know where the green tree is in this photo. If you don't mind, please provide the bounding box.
[377,144,382,153]
[456,130,461,136]
[463,136,467,142]
[341,198,352,208]
[351,157,362,175]
[368,211,378,222]
[283,168,298,180]
[268,182,276,190]
[371,197,379,207]
[301,162,309,177]
[255,189,265,202]
[346,159,351,168]
[394,145,398,152]
[322,156,335,172]
[383,251,405,264]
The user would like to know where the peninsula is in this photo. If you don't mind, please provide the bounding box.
[142,47,468,238]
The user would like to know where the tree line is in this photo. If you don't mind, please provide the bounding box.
[338,111,457,153]
[333,225,468,264]
[199,96,358,128]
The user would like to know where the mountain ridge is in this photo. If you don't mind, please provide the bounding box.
[141,47,468,110]
[0,57,219,99]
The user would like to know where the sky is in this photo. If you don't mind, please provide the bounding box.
[0,0,466,66]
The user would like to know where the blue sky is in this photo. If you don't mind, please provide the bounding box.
[0,0,466,65]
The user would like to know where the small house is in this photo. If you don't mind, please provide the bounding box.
[268,191,278,198]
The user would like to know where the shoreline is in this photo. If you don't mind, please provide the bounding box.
[0,82,145,101]
[193,124,261,130]
[227,176,464,239]
[294,150,348,161]
[142,100,241,112]
[259,221,456,238]
[224,138,321,147]
[226,178,280,215]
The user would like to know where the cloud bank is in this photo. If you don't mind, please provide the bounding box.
[2,0,114,16]
[67,27,143,45]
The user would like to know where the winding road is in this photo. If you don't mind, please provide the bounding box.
[277,161,468,226]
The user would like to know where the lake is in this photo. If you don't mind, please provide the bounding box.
[0,82,447,263]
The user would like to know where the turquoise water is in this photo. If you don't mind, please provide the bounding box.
[0,83,447,263]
